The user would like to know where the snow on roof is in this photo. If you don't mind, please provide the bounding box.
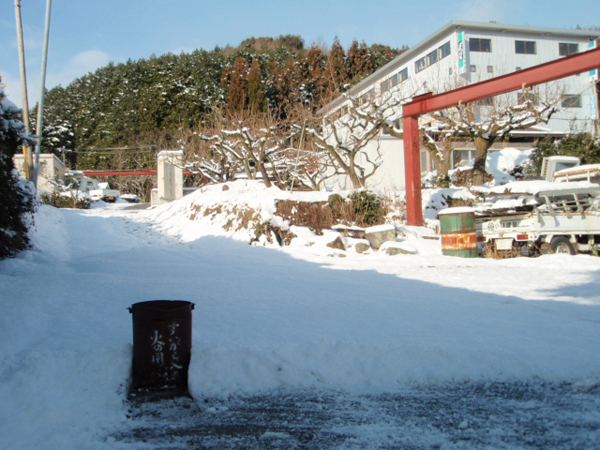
[479,180,600,197]
[546,155,581,163]
[438,207,475,215]
[554,163,600,175]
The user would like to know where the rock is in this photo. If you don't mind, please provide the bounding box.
[326,235,346,250]
[380,241,418,256]
[365,224,396,249]
[354,242,371,254]
[222,184,230,191]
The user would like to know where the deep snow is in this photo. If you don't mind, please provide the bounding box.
[1,180,600,449]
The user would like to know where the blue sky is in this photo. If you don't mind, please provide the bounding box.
[1,0,598,107]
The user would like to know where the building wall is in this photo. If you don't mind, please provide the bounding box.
[13,153,66,193]
[322,22,599,191]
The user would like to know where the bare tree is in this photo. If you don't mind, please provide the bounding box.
[428,91,560,185]
[306,88,417,189]
[420,121,454,179]
[191,111,290,188]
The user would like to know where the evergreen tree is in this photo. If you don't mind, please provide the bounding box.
[227,56,250,112]
[347,40,373,81]
[305,45,327,102]
[325,37,349,92]
[40,35,406,159]
[247,58,266,113]
[0,87,35,258]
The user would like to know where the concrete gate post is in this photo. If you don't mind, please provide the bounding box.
[156,150,184,205]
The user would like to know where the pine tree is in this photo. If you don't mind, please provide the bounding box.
[0,87,35,258]
[325,37,349,92]
[227,56,250,112]
[306,45,327,102]
[247,58,266,113]
[346,40,373,81]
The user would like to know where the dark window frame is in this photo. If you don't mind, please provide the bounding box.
[399,67,408,82]
[415,41,451,73]
[438,41,451,59]
[561,94,582,108]
[517,91,539,106]
[559,42,579,56]
[515,40,536,54]
[470,38,492,52]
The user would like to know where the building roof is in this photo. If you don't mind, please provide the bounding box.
[319,20,600,114]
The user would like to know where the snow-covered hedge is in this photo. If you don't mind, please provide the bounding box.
[0,86,35,258]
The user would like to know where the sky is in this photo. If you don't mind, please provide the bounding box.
[1,0,599,108]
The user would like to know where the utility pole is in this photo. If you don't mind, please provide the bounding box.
[14,0,33,181]
[33,0,52,190]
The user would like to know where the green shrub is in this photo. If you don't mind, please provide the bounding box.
[327,193,344,208]
[530,134,600,174]
[432,173,451,188]
[349,190,385,226]
[41,192,91,209]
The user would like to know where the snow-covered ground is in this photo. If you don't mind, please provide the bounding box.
[1,178,600,449]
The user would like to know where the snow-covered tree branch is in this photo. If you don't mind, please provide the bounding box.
[428,92,560,185]
[307,87,418,189]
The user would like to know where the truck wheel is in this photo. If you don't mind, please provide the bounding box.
[550,236,576,255]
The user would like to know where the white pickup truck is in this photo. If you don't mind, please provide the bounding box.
[475,181,600,256]
[66,176,120,202]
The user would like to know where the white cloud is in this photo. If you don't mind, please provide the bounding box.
[47,49,112,89]
[3,49,112,109]
[0,71,24,107]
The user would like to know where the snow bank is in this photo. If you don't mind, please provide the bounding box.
[2,175,600,448]
[146,180,331,243]
[454,147,532,186]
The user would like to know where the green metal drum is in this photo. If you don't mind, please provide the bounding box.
[439,207,478,258]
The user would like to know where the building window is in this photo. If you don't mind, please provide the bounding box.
[399,67,408,82]
[420,150,429,175]
[426,49,438,66]
[415,56,427,73]
[474,97,494,107]
[438,41,451,59]
[453,150,476,169]
[380,80,389,93]
[561,94,582,108]
[382,118,402,136]
[515,40,536,54]
[359,89,375,105]
[559,42,579,56]
[517,91,539,105]
[470,65,477,73]
[415,41,451,73]
[487,65,493,73]
[470,38,492,52]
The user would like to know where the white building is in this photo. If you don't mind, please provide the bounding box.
[13,153,66,194]
[320,20,600,191]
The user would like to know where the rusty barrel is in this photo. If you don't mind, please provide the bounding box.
[439,207,478,258]
[129,300,195,390]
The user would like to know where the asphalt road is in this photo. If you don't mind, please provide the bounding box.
[112,380,600,449]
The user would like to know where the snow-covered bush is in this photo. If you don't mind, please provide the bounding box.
[40,191,91,209]
[0,86,36,258]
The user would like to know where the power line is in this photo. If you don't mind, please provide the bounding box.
[77,145,157,152]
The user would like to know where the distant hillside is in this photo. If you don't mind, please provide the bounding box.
[41,35,405,157]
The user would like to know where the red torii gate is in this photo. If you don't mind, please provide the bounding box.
[402,46,600,226]
[82,170,194,176]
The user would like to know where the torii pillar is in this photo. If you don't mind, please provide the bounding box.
[402,46,600,226]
